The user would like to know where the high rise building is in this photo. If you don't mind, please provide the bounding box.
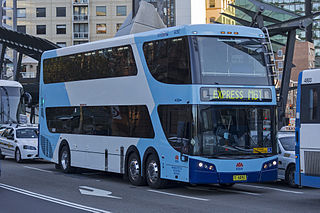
[206,0,235,24]
[6,0,131,47]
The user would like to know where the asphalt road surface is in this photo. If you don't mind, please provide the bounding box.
[1,158,320,213]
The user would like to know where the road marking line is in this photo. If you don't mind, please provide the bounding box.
[218,188,261,196]
[0,183,111,213]
[24,166,54,173]
[185,186,260,196]
[241,184,303,194]
[148,189,209,201]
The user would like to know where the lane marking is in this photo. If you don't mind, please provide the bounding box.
[24,166,54,173]
[0,183,111,213]
[79,186,122,199]
[186,186,260,196]
[241,184,304,194]
[218,188,260,196]
[148,189,209,201]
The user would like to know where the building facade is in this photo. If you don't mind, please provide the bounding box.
[262,0,320,67]
[206,0,235,24]
[6,0,131,47]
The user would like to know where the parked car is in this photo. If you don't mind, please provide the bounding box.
[277,130,296,187]
[0,125,39,163]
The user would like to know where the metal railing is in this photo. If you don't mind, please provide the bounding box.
[73,0,88,4]
[73,32,89,39]
[73,15,88,21]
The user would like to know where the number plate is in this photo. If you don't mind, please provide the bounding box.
[233,175,247,181]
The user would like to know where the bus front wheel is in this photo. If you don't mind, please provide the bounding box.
[59,145,74,173]
[127,152,145,186]
[146,154,167,189]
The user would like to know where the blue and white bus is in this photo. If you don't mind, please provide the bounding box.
[39,24,278,188]
[295,69,320,188]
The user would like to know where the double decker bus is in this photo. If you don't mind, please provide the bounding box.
[39,24,277,188]
[295,69,320,188]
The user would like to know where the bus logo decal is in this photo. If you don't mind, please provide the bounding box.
[236,162,243,170]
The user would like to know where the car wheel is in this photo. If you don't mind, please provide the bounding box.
[15,148,22,163]
[286,164,296,188]
[0,149,5,160]
[127,152,146,186]
[146,154,167,189]
[59,145,74,173]
[219,183,235,187]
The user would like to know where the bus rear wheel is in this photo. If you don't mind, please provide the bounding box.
[127,152,145,186]
[146,154,167,189]
[59,145,74,173]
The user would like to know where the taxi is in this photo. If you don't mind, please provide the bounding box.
[277,126,296,187]
[0,125,38,163]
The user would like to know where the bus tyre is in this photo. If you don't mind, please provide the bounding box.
[127,152,145,186]
[59,146,74,173]
[0,149,5,160]
[286,164,296,188]
[15,148,22,163]
[146,154,167,189]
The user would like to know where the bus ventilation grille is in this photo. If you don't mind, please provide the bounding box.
[40,136,53,158]
[305,151,320,177]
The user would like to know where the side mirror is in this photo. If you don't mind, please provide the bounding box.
[7,135,14,140]
[23,92,32,106]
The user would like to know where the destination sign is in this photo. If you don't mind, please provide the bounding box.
[201,87,272,102]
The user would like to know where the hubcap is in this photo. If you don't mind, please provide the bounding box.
[61,151,69,170]
[129,158,140,181]
[147,160,159,184]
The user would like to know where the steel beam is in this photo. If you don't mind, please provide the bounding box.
[278,30,296,128]
[305,0,312,42]
[0,44,6,79]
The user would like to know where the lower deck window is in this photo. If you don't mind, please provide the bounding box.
[46,105,154,138]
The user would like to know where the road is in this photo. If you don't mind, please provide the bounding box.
[1,158,320,213]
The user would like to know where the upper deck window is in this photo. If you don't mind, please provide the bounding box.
[194,36,270,86]
[43,45,137,84]
[143,37,192,84]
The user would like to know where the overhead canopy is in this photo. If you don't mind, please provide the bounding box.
[0,26,59,61]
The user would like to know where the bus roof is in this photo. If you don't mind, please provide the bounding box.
[300,69,320,85]
[0,80,22,88]
[42,24,265,60]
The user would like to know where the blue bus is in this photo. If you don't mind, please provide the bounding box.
[295,69,320,188]
[39,24,278,188]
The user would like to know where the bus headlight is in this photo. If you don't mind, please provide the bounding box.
[262,159,278,170]
[198,162,203,168]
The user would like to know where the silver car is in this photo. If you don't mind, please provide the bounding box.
[277,131,296,187]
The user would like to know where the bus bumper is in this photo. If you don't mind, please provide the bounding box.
[189,169,277,184]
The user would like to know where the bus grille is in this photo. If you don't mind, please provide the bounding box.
[305,151,320,176]
[40,136,53,158]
